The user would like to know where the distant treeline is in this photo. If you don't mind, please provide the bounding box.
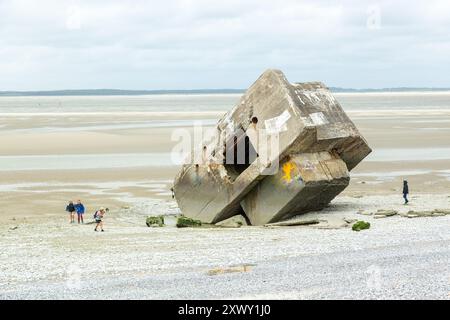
[0,89,244,96]
[1,87,450,96]
[329,87,450,93]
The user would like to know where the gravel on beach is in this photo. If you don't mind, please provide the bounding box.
[1,194,449,300]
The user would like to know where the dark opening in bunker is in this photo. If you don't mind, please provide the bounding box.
[223,129,258,177]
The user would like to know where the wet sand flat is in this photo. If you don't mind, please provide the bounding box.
[1,109,450,221]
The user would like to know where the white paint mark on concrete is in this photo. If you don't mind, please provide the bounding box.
[295,90,306,105]
[309,112,329,126]
[265,110,291,134]
[303,92,321,103]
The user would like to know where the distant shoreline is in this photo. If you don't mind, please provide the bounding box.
[0,89,244,97]
[1,87,450,96]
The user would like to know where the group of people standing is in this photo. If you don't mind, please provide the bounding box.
[66,200,85,224]
[65,200,108,232]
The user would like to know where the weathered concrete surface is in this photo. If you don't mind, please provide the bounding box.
[241,152,349,225]
[215,215,248,228]
[173,69,371,225]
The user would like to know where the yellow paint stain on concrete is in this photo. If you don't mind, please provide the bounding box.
[282,162,297,183]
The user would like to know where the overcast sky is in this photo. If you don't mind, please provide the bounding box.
[1,0,450,90]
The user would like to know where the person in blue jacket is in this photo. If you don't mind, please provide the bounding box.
[74,200,85,224]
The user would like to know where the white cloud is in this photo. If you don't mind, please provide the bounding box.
[0,0,449,90]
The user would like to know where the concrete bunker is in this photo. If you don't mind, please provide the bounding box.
[173,69,371,225]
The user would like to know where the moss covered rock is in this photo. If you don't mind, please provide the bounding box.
[146,215,165,227]
[176,216,202,228]
[352,220,370,231]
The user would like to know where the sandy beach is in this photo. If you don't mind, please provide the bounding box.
[1,195,449,299]
[1,94,450,299]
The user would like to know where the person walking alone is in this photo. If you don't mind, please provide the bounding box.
[403,180,409,204]
[94,207,108,232]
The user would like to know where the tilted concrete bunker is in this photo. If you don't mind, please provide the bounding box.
[173,69,371,225]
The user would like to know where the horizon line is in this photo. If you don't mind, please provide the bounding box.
[1,87,450,96]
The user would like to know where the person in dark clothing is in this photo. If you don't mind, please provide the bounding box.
[74,200,85,224]
[66,201,76,223]
[403,180,409,204]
